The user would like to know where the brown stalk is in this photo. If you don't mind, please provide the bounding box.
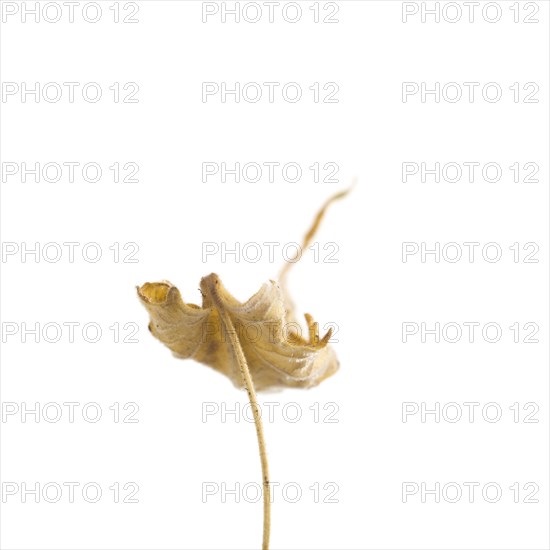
[202,274,271,549]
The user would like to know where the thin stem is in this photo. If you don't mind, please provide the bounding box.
[223,312,271,549]
[278,183,356,285]
[278,182,356,323]
[205,277,271,550]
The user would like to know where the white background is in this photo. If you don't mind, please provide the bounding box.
[1,1,549,549]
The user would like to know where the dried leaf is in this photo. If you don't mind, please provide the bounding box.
[136,187,351,549]
[137,274,338,391]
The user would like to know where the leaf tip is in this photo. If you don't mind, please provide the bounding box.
[137,281,173,304]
